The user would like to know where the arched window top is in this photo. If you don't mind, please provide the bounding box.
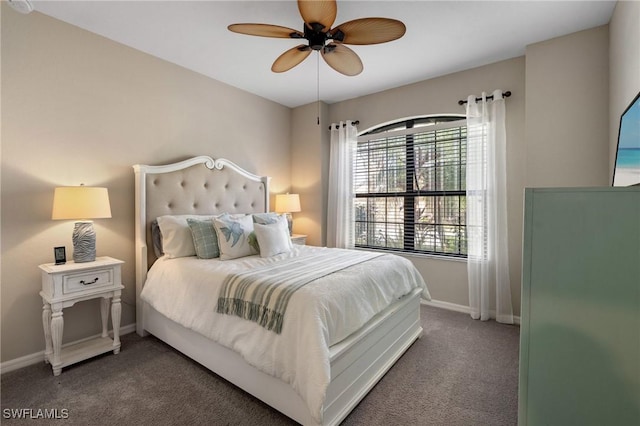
[360,115,464,137]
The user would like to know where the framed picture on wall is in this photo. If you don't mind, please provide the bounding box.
[612,91,640,186]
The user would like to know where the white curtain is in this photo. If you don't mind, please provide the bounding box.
[327,120,358,248]
[466,90,514,324]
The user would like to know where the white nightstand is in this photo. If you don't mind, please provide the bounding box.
[291,234,307,245]
[39,256,124,376]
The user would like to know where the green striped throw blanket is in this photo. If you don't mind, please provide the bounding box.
[217,250,383,334]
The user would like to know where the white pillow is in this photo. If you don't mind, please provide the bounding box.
[213,214,258,260]
[253,215,293,258]
[156,214,223,258]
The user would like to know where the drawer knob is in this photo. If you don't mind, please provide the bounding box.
[80,277,99,286]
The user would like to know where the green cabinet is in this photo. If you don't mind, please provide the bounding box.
[519,187,640,426]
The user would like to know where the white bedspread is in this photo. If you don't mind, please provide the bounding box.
[141,245,429,423]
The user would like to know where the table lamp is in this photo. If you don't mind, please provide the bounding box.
[52,185,112,263]
[275,193,301,236]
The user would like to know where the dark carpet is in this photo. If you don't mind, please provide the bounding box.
[1,305,520,425]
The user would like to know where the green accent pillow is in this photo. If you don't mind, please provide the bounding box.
[186,218,220,259]
[248,232,260,253]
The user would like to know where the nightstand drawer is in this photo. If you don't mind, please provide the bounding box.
[63,268,113,294]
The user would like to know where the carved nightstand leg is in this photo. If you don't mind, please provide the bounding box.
[100,297,110,338]
[50,308,64,376]
[42,301,52,364]
[111,292,121,354]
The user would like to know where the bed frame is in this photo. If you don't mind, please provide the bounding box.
[133,156,423,425]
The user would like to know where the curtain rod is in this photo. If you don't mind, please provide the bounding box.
[458,91,511,105]
[328,120,360,130]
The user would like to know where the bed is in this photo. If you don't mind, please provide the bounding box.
[133,155,428,425]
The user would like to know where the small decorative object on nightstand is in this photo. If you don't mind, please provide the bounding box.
[290,234,307,245]
[39,256,124,376]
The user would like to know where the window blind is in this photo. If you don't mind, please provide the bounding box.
[354,118,467,257]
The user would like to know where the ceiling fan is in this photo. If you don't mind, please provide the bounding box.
[228,0,406,76]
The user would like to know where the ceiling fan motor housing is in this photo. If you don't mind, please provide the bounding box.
[304,22,330,50]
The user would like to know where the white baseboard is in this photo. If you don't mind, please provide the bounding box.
[421,299,521,325]
[0,323,137,375]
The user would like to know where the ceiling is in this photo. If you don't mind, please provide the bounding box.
[29,1,616,108]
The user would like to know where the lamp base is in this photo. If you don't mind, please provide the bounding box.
[284,213,293,236]
[72,221,96,263]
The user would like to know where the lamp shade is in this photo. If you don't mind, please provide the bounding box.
[52,186,112,220]
[275,193,301,213]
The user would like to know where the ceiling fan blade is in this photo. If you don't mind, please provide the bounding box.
[272,45,312,73]
[228,23,303,39]
[332,18,406,45]
[321,43,363,76]
[298,0,337,31]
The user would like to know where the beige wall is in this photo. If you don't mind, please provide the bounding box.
[0,6,292,363]
[609,0,640,180]
[290,102,329,247]
[525,25,610,188]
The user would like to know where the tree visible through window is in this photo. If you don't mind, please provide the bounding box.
[354,116,467,257]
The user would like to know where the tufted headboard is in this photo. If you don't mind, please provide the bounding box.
[132,156,270,335]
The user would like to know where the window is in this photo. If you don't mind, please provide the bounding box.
[354,116,467,257]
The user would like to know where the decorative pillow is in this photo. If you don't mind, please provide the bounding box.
[253,215,293,258]
[186,218,220,259]
[250,213,286,253]
[150,219,164,257]
[248,232,260,253]
[252,212,281,225]
[213,214,258,260]
[156,214,222,258]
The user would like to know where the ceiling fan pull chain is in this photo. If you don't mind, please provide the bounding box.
[317,52,320,125]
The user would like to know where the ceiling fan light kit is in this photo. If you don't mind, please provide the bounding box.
[228,0,406,76]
